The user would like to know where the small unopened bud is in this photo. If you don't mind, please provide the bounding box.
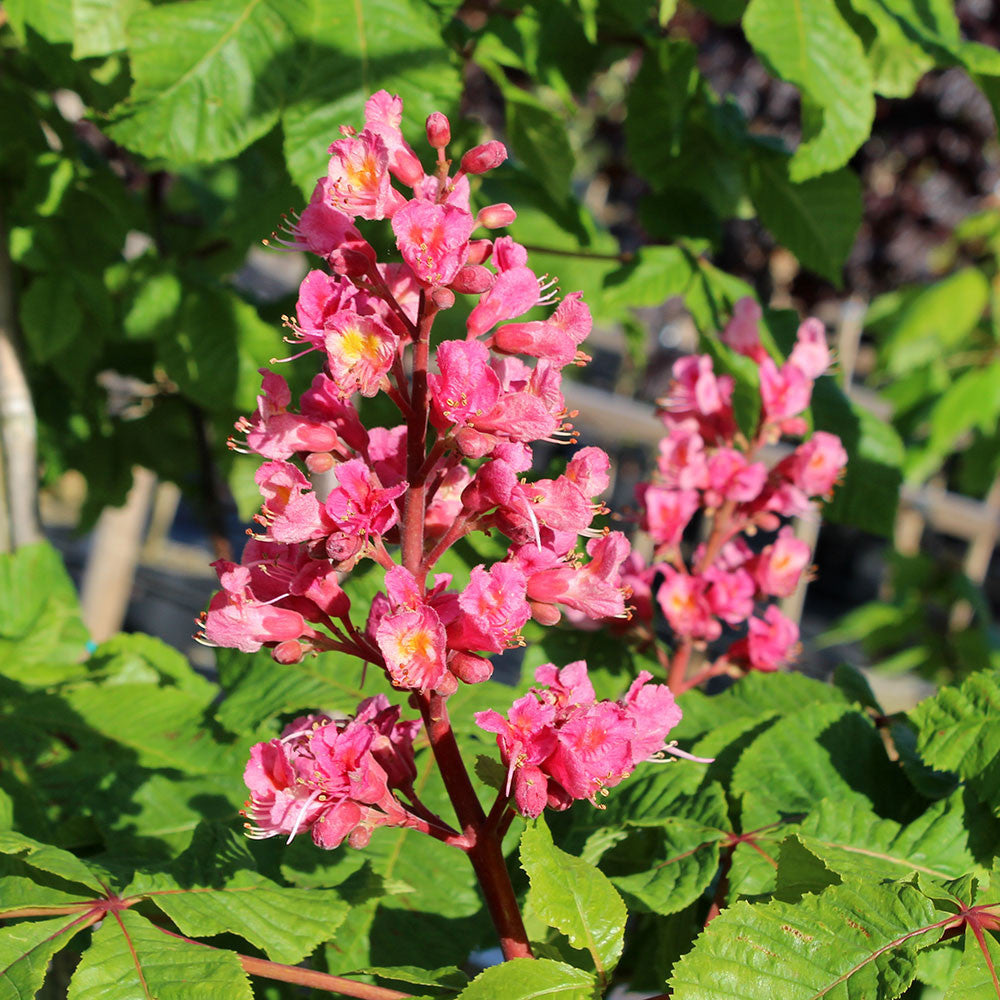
[529,600,562,626]
[425,112,451,149]
[465,239,493,266]
[449,651,493,684]
[273,640,304,665]
[305,452,335,474]
[330,240,376,276]
[431,287,455,309]
[477,203,516,229]
[450,265,493,295]
[460,140,507,175]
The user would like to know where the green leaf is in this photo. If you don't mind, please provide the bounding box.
[505,89,574,205]
[72,0,148,59]
[748,152,861,285]
[876,268,990,377]
[944,926,1000,999]
[156,285,283,413]
[0,542,89,686]
[108,0,308,163]
[122,269,183,341]
[521,816,627,979]
[907,361,1000,484]
[0,875,92,915]
[127,827,349,966]
[743,0,875,181]
[673,670,846,742]
[19,272,83,364]
[773,834,841,901]
[670,879,937,998]
[86,633,217,700]
[626,40,700,183]
[799,791,986,883]
[602,246,692,312]
[730,702,909,831]
[847,0,936,98]
[810,377,904,537]
[281,0,462,196]
[62,683,242,775]
[912,670,1000,818]
[67,909,253,1000]
[456,958,596,1000]
[0,832,107,894]
[0,915,88,1000]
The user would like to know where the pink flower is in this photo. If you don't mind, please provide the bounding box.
[491,292,591,367]
[392,200,475,288]
[239,369,342,460]
[656,566,721,641]
[242,698,422,849]
[327,129,403,220]
[704,448,768,507]
[274,179,362,260]
[638,484,699,549]
[475,661,682,818]
[704,565,755,626]
[201,561,308,654]
[324,312,399,398]
[450,563,531,654]
[730,605,799,672]
[721,297,766,362]
[789,318,831,380]
[363,90,424,187]
[759,358,812,425]
[754,526,811,598]
[466,237,540,337]
[778,431,848,497]
[255,461,332,543]
[324,458,407,538]
[656,421,708,491]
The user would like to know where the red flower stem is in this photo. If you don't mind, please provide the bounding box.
[482,787,513,837]
[668,640,692,693]
[401,294,435,582]
[420,512,472,575]
[417,692,532,961]
[680,657,733,693]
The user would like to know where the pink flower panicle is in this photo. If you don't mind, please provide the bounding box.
[197,92,671,843]
[475,661,682,818]
[631,297,847,679]
[241,696,423,849]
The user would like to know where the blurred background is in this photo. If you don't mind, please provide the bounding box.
[3,0,1000,709]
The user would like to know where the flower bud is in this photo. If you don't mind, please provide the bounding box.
[305,452,335,474]
[425,112,451,149]
[449,651,493,684]
[431,287,455,309]
[450,265,493,295]
[460,140,507,175]
[477,203,516,229]
[330,239,377,276]
[272,640,304,664]
[465,239,493,266]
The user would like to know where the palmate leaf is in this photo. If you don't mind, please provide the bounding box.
[913,670,1000,819]
[107,0,310,164]
[0,913,92,1000]
[670,879,939,999]
[0,875,94,915]
[67,909,253,1000]
[743,0,875,181]
[520,817,626,981]
[0,832,109,894]
[456,958,595,1000]
[944,926,1000,999]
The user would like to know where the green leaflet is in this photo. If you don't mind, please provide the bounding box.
[67,909,253,1000]
[913,670,1000,818]
[744,0,875,180]
[520,816,627,980]
[108,0,310,164]
[670,879,937,999]
[0,914,91,1000]
[456,958,596,1000]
